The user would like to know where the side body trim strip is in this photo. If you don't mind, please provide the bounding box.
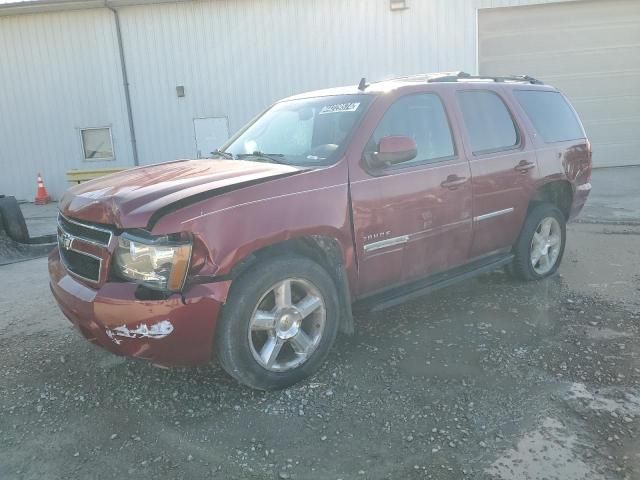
[474,207,514,222]
[364,235,409,252]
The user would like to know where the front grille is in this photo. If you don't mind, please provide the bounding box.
[59,248,101,281]
[58,214,112,246]
[57,214,113,283]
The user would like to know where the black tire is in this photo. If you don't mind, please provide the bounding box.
[216,255,340,390]
[510,203,566,281]
[0,196,30,243]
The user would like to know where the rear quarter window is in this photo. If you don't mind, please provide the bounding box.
[514,90,584,143]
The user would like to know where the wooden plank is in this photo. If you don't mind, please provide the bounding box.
[66,168,125,183]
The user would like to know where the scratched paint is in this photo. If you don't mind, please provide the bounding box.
[106,320,174,345]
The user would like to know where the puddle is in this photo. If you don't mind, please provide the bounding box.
[565,382,640,417]
[582,326,630,340]
[486,417,601,480]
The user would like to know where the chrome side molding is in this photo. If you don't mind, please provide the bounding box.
[364,235,409,252]
[474,207,514,222]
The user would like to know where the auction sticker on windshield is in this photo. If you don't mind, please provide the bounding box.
[319,102,360,114]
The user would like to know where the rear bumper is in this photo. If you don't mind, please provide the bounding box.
[569,182,592,220]
[48,248,230,366]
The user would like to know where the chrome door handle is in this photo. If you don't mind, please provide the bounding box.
[440,175,467,190]
[514,160,536,173]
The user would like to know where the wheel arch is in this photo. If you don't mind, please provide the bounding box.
[532,180,573,220]
[227,235,355,335]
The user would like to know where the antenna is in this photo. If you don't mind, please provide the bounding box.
[358,77,369,91]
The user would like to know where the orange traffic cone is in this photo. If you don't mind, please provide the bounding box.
[35,172,51,205]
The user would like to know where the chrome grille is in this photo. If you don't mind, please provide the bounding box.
[58,214,112,246]
[59,248,101,281]
[57,214,113,284]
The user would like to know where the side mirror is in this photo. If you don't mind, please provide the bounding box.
[368,136,417,169]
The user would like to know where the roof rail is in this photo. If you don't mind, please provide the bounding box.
[428,71,544,85]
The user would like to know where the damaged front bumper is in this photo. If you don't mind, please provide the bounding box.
[48,248,230,366]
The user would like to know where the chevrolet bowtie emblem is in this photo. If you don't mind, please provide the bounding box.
[59,232,73,250]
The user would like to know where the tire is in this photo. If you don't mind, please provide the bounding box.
[510,203,566,281]
[0,196,30,243]
[216,255,340,390]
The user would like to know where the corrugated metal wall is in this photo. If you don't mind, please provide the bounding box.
[0,8,134,201]
[119,0,575,169]
[120,0,455,167]
[0,0,577,200]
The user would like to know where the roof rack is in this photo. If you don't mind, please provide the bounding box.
[427,71,544,85]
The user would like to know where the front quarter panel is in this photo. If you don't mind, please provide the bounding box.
[150,162,354,284]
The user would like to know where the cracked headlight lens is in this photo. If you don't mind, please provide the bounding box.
[113,232,192,291]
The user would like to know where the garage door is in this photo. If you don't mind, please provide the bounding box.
[479,0,640,167]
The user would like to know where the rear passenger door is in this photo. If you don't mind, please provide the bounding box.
[350,92,473,294]
[455,88,538,258]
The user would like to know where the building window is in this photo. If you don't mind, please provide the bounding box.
[80,127,114,161]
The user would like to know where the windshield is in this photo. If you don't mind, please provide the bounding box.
[223,94,371,166]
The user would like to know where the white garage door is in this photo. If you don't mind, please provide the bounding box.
[479,0,640,167]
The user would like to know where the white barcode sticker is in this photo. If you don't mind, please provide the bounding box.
[319,102,361,115]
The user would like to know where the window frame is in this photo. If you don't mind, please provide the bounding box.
[512,88,585,144]
[79,126,115,162]
[456,89,523,157]
[361,91,459,175]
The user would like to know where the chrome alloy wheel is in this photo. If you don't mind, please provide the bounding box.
[530,216,562,275]
[248,278,326,372]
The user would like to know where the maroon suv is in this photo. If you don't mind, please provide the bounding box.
[50,72,592,389]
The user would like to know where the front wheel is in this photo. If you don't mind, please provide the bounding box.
[510,203,566,281]
[216,255,340,390]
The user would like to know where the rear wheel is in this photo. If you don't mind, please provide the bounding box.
[216,255,339,390]
[510,203,566,281]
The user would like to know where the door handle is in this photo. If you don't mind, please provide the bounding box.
[514,160,536,173]
[440,175,467,190]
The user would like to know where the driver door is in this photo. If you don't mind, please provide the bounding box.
[349,92,473,295]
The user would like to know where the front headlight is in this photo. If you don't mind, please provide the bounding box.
[113,232,192,291]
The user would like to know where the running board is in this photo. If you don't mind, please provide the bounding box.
[355,253,514,313]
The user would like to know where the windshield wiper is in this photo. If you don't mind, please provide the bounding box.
[210,149,234,159]
[236,151,288,165]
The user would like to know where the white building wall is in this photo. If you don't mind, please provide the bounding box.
[120,0,578,167]
[0,8,133,201]
[0,0,578,200]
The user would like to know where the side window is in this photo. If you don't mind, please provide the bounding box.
[365,93,455,167]
[457,90,519,154]
[514,90,584,143]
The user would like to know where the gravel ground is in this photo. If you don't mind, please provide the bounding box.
[1,223,639,480]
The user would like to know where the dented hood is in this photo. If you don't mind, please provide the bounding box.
[59,159,304,229]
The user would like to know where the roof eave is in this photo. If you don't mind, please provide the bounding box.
[0,0,192,16]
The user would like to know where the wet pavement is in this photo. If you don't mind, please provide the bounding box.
[1,222,639,480]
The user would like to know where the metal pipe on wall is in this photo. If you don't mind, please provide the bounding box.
[108,3,139,166]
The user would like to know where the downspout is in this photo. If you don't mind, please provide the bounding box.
[108,3,139,166]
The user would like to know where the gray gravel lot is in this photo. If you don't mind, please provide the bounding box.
[1,223,639,480]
